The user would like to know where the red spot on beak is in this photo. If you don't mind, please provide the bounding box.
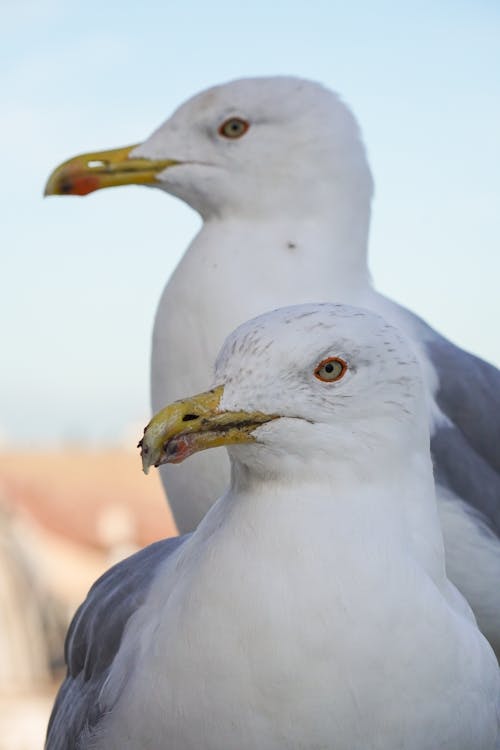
[167,435,196,464]
[62,174,102,196]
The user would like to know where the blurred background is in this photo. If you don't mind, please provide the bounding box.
[1,1,499,747]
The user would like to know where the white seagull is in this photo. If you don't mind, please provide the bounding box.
[46,304,500,750]
[45,76,500,655]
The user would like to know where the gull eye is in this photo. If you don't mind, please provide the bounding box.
[218,117,249,139]
[314,357,347,383]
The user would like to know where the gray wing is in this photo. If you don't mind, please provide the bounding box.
[426,334,500,533]
[395,301,500,534]
[45,534,188,750]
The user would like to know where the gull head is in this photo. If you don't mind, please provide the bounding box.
[140,304,427,481]
[45,76,373,221]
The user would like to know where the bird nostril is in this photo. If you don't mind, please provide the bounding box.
[182,413,199,422]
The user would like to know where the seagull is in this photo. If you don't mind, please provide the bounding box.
[45,76,500,655]
[46,304,500,750]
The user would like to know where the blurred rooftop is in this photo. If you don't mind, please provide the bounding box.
[0,447,177,750]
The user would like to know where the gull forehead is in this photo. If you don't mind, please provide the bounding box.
[133,75,367,165]
[214,303,423,421]
[216,303,416,369]
[174,76,347,121]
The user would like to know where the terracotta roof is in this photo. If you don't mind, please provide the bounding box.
[0,449,177,550]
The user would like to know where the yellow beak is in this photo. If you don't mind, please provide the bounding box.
[44,143,178,197]
[139,385,278,474]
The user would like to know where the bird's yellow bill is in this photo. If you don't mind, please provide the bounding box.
[139,385,278,473]
[44,144,178,197]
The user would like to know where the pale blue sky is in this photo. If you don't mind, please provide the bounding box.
[1,0,499,445]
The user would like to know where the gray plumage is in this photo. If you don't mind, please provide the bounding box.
[426,337,500,533]
[380,299,500,534]
[45,535,187,750]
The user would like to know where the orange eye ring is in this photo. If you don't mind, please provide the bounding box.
[218,117,250,139]
[314,357,347,383]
